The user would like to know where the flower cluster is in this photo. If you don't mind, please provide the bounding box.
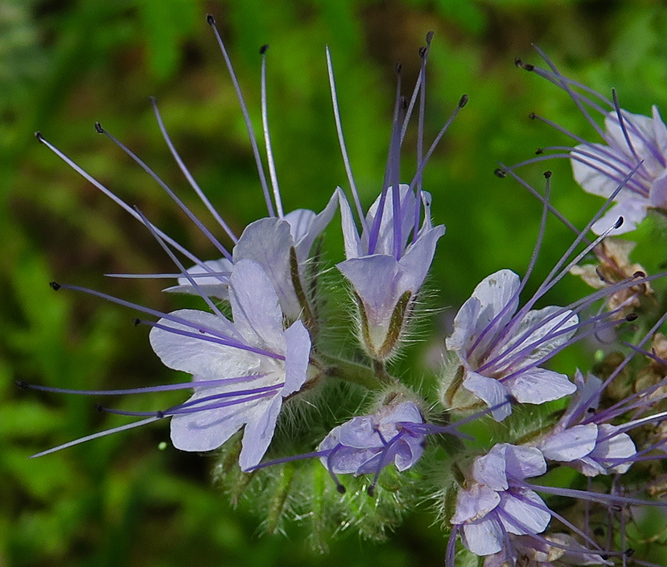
[22,19,667,567]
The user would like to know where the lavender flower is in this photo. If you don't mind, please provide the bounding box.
[317,400,426,488]
[445,269,578,421]
[337,185,445,359]
[514,49,667,234]
[450,443,551,557]
[536,371,636,477]
[327,38,464,360]
[150,259,313,470]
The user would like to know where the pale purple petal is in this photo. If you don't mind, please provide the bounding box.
[233,218,301,317]
[539,424,598,462]
[505,368,576,405]
[590,198,647,235]
[451,483,501,524]
[290,190,339,264]
[502,445,547,480]
[462,371,512,421]
[338,188,363,259]
[590,424,636,475]
[238,394,283,471]
[170,388,267,452]
[229,260,285,352]
[460,516,505,556]
[281,320,311,397]
[498,490,551,536]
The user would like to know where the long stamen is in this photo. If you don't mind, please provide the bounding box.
[325,46,364,230]
[148,98,239,244]
[260,44,283,218]
[30,416,161,458]
[96,122,232,260]
[368,64,403,256]
[16,373,264,396]
[35,132,205,267]
[207,14,275,217]
[133,206,226,318]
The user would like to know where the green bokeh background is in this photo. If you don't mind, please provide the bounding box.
[3,1,667,566]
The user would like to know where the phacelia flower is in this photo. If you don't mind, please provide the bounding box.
[317,399,426,492]
[150,259,312,470]
[450,443,551,557]
[328,37,462,360]
[536,371,636,477]
[514,48,667,234]
[445,269,578,421]
[337,184,445,359]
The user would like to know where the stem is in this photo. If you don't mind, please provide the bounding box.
[323,356,390,390]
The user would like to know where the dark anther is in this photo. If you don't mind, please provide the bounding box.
[259,44,269,55]
[206,14,216,25]
[600,555,609,561]
[425,31,434,44]
[614,216,624,228]
[595,267,606,282]
[458,94,469,108]
[15,380,29,389]
[336,484,346,494]
[535,148,544,155]
[528,112,537,120]
[514,57,523,68]
[587,407,596,414]
[35,131,44,142]
[494,168,507,178]
[418,46,427,59]
[593,527,604,536]
[543,171,552,179]
[367,485,376,497]
[133,318,141,327]
[94,122,104,134]
[156,410,165,419]
[49,281,61,291]
[149,95,158,105]
[95,403,104,412]
[199,328,207,334]
[633,270,646,278]
[395,62,402,74]
[624,549,635,557]
[400,95,408,110]
[626,312,638,322]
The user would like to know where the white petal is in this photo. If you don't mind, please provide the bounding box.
[239,394,283,470]
[539,424,598,462]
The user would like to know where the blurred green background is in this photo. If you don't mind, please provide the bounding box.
[3,1,667,566]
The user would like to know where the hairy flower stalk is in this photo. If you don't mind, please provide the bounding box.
[511,46,667,234]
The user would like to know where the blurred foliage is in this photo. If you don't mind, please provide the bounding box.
[3,0,667,566]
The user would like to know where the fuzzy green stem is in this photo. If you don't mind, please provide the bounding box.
[323,356,391,390]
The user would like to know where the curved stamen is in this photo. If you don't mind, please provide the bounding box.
[207,15,275,217]
[260,45,283,218]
